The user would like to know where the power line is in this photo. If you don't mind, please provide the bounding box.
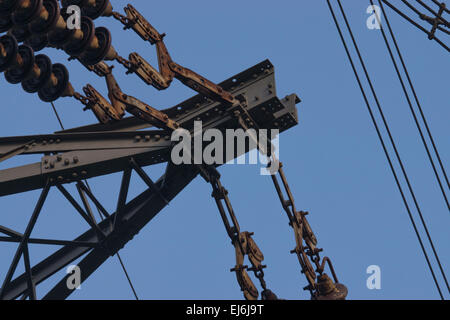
[407,0,450,34]
[116,245,140,300]
[336,3,448,295]
[372,0,450,293]
[381,0,450,51]
[403,0,434,18]
[372,1,450,210]
[326,0,444,299]
[416,0,449,19]
[49,102,140,300]
[50,102,65,131]
[338,0,448,296]
[377,1,450,197]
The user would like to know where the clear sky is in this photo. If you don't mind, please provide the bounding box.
[0,0,448,300]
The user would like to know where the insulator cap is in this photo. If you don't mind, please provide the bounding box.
[25,34,49,51]
[9,25,31,42]
[22,53,52,93]
[60,0,87,7]
[12,0,44,26]
[63,15,94,56]
[38,62,69,102]
[0,15,13,33]
[30,0,61,35]
[84,0,111,19]
[47,9,73,47]
[0,0,20,17]
[5,44,35,84]
[80,26,113,65]
[62,0,112,19]
[0,34,18,72]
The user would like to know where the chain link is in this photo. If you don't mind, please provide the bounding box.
[116,55,134,71]
[106,6,344,299]
[208,171,277,300]
[230,107,342,299]
[112,12,132,27]
[73,92,92,107]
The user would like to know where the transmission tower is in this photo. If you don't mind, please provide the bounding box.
[0,0,347,300]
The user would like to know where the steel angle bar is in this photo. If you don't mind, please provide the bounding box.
[0,146,171,196]
[0,140,35,163]
[0,130,169,156]
[60,60,297,134]
[0,97,298,197]
[1,164,198,300]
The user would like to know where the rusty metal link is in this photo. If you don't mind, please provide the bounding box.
[230,107,347,300]
[120,5,166,44]
[73,91,92,107]
[271,165,322,290]
[115,55,134,72]
[127,52,171,90]
[115,53,172,91]
[265,152,347,300]
[209,171,277,300]
[103,87,273,300]
[110,4,236,104]
[74,89,113,125]
[70,62,125,123]
[82,61,111,78]
[82,84,121,123]
[112,12,132,29]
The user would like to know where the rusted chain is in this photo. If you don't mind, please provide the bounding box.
[209,170,277,300]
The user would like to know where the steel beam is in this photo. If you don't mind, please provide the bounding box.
[1,164,198,300]
[0,60,299,197]
[0,60,301,299]
[0,130,169,156]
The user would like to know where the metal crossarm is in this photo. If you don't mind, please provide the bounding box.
[0,0,350,300]
[0,60,299,196]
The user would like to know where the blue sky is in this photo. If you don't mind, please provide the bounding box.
[0,0,448,300]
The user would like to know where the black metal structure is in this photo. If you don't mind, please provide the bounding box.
[0,60,301,299]
[0,0,350,300]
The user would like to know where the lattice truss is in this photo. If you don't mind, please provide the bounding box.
[0,0,347,300]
